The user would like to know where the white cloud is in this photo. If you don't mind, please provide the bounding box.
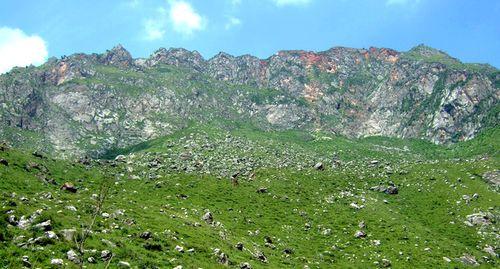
[0,27,48,74]
[272,0,311,6]
[142,1,205,41]
[169,0,206,36]
[143,7,168,41]
[225,16,241,30]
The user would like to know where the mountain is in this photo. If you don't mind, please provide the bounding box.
[0,44,498,157]
[0,44,499,268]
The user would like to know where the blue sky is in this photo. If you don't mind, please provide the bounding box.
[0,0,499,73]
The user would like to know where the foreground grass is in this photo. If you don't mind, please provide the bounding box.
[0,128,499,268]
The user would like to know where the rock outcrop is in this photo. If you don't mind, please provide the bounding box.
[0,44,498,157]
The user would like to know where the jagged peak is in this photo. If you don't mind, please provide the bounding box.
[100,44,133,67]
[110,44,127,52]
[406,44,459,61]
[146,47,206,71]
[209,52,235,61]
[408,44,448,56]
[150,47,204,59]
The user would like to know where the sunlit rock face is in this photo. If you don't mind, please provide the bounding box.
[0,44,498,157]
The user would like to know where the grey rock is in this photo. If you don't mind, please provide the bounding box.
[459,253,479,266]
[235,242,244,251]
[314,162,324,170]
[34,220,52,231]
[240,262,252,269]
[101,250,112,261]
[50,258,63,266]
[61,229,77,242]
[67,249,80,264]
[354,230,367,238]
[21,256,31,268]
[202,211,213,224]
[118,261,131,267]
[45,231,58,240]
[465,212,493,226]
[218,252,229,265]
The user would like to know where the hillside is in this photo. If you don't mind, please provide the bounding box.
[0,126,499,268]
[0,45,498,158]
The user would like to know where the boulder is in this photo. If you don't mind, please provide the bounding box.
[34,220,52,231]
[202,211,213,224]
[61,229,77,242]
[51,258,63,266]
[118,261,131,267]
[459,253,479,266]
[465,212,493,226]
[67,249,80,264]
[240,262,252,269]
[354,230,366,238]
[314,162,324,170]
[101,250,112,261]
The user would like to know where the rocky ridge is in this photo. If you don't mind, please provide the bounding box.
[0,44,498,157]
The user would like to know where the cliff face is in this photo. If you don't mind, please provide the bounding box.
[0,44,498,157]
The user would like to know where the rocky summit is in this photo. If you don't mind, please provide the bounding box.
[0,44,499,269]
[0,44,498,157]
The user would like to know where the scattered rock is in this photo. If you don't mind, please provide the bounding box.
[51,258,63,266]
[66,205,77,212]
[101,250,112,261]
[483,245,497,257]
[34,220,52,231]
[140,231,152,240]
[45,231,58,240]
[482,170,499,186]
[465,212,493,226]
[0,159,8,166]
[254,251,268,263]
[115,155,126,162]
[118,261,131,267]
[202,211,213,224]
[67,249,80,264]
[61,229,77,242]
[21,256,31,268]
[102,239,117,248]
[370,184,398,195]
[459,253,479,266]
[235,242,244,251]
[314,162,324,170]
[175,245,184,253]
[218,252,229,265]
[354,230,366,238]
[256,187,268,193]
[385,185,398,195]
[381,259,391,268]
[7,215,17,225]
[240,262,252,269]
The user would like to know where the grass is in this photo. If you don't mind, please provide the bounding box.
[1,126,499,268]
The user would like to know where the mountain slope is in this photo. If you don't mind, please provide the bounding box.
[0,44,498,157]
[0,127,499,268]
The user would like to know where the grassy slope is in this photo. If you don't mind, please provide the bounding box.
[0,127,499,268]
